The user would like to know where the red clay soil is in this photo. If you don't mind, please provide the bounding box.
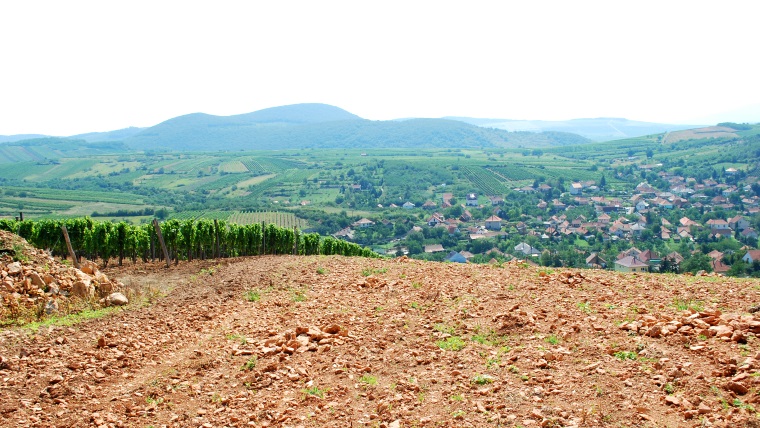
[3,253,760,427]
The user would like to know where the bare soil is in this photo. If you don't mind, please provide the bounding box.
[3,254,760,427]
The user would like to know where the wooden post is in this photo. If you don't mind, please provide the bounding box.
[153,219,170,268]
[213,219,221,259]
[61,225,80,269]
[19,212,23,221]
[293,226,298,255]
[150,231,155,262]
[261,221,266,255]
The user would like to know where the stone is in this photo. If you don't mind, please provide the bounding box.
[7,262,22,275]
[29,272,45,287]
[646,325,662,338]
[105,292,128,306]
[727,381,749,395]
[45,299,59,315]
[50,374,64,384]
[79,260,98,275]
[664,396,680,406]
[72,280,94,299]
[709,325,733,339]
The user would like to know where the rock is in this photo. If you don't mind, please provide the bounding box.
[50,374,64,384]
[0,354,9,370]
[698,403,711,414]
[664,396,680,406]
[7,262,22,275]
[388,420,401,428]
[646,325,663,338]
[71,280,94,299]
[97,337,107,348]
[79,260,99,275]
[45,299,59,315]
[709,325,733,339]
[727,381,749,395]
[105,292,128,306]
[28,272,45,287]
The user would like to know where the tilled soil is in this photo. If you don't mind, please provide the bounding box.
[2,255,760,427]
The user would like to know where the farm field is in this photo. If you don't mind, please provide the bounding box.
[2,244,760,427]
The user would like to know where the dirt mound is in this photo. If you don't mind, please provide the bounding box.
[0,230,125,322]
[2,255,760,427]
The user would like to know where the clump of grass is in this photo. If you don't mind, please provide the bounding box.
[244,290,260,302]
[437,336,466,351]
[544,334,560,345]
[359,374,377,386]
[614,351,637,361]
[302,386,326,398]
[672,298,704,312]
[291,291,307,302]
[472,374,493,385]
[577,301,592,314]
[316,266,327,275]
[241,357,257,371]
[12,244,29,263]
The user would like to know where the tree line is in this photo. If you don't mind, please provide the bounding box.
[0,217,378,267]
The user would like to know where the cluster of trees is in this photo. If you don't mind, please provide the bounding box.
[0,217,377,267]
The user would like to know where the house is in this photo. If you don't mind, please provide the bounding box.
[614,256,649,273]
[460,210,473,222]
[445,251,467,263]
[741,228,758,240]
[598,213,611,224]
[706,219,730,230]
[635,200,649,212]
[485,215,502,231]
[427,213,445,227]
[352,218,375,228]
[466,193,479,206]
[332,227,355,240]
[422,200,437,209]
[402,201,415,209]
[459,251,475,260]
[570,182,583,195]
[729,215,750,231]
[424,244,445,253]
[489,196,505,206]
[586,252,607,269]
[515,242,541,257]
[742,250,760,264]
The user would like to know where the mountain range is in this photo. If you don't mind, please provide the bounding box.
[0,103,739,152]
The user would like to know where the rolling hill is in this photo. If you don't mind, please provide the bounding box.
[123,104,591,152]
[446,116,699,141]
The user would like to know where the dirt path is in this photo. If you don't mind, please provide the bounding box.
[3,256,760,427]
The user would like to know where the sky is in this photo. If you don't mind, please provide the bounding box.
[1,0,759,136]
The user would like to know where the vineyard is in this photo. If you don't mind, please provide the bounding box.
[0,217,378,267]
[228,210,308,229]
[459,165,510,195]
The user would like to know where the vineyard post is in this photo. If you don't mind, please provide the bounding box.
[293,226,298,255]
[261,221,266,255]
[19,212,24,221]
[153,219,170,268]
[150,230,155,262]
[60,225,80,269]
[214,219,220,259]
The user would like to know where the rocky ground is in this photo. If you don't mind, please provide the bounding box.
[2,237,760,427]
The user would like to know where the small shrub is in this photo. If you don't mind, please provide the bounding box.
[241,357,257,371]
[544,334,560,345]
[472,374,494,385]
[437,336,466,351]
[244,290,260,302]
[614,351,637,361]
[302,386,326,398]
[316,267,326,275]
[360,374,377,386]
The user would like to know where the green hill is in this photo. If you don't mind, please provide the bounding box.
[0,138,130,163]
[124,104,591,152]
[447,116,699,142]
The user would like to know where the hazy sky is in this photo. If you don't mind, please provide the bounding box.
[1,1,759,135]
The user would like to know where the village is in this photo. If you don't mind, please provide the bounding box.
[330,167,760,276]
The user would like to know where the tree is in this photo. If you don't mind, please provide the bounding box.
[681,253,712,274]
